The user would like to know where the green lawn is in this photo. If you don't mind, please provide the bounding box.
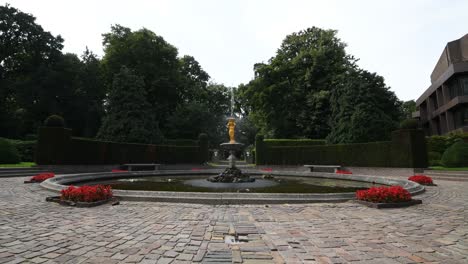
[429,166,468,171]
[0,162,36,168]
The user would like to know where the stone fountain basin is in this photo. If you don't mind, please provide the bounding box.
[220,142,244,151]
[40,169,425,204]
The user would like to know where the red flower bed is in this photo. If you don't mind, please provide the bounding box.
[60,185,113,203]
[261,168,273,172]
[336,170,352,174]
[408,175,433,185]
[30,172,55,182]
[356,186,411,203]
[111,169,127,173]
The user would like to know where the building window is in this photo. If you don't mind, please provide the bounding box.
[449,79,458,99]
[454,106,468,128]
[462,78,468,96]
[464,107,468,126]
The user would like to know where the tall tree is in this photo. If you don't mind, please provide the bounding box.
[97,67,162,144]
[401,100,416,119]
[0,4,64,137]
[101,25,181,124]
[238,27,351,138]
[327,68,402,143]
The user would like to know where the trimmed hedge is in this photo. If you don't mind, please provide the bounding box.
[164,139,198,146]
[400,119,418,129]
[428,151,442,166]
[265,142,393,166]
[36,127,208,165]
[0,138,21,164]
[263,139,326,147]
[426,136,449,155]
[441,141,468,167]
[255,129,428,168]
[7,139,36,162]
[44,115,65,127]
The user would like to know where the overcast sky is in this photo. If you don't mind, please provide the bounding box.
[4,0,468,101]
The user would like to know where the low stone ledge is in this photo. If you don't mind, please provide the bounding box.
[40,169,424,204]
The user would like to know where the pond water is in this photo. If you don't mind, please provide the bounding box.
[77,175,381,193]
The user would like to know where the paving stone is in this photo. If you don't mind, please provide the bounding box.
[0,175,466,264]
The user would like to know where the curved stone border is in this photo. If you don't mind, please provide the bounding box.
[40,169,425,204]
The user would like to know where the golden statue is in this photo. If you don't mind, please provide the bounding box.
[228,118,236,143]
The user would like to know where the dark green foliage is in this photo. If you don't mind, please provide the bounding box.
[262,142,393,166]
[35,127,72,164]
[441,141,468,167]
[7,139,36,162]
[0,4,64,138]
[198,133,209,163]
[327,68,402,143]
[163,139,198,146]
[165,83,230,146]
[401,100,417,119]
[97,67,163,144]
[255,134,265,165]
[239,27,402,142]
[263,139,326,147]
[44,115,65,127]
[390,129,428,168]
[256,130,427,168]
[239,27,348,138]
[102,25,181,124]
[426,136,448,154]
[428,151,442,166]
[400,119,418,129]
[0,138,21,164]
[35,127,203,164]
[0,5,105,138]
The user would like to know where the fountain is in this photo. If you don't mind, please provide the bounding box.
[207,88,254,183]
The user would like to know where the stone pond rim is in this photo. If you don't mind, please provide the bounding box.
[40,169,425,204]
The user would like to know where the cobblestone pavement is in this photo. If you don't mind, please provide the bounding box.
[0,176,467,264]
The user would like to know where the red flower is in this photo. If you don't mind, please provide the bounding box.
[336,170,352,174]
[356,186,411,203]
[60,185,113,203]
[111,169,127,173]
[30,172,55,182]
[408,175,433,185]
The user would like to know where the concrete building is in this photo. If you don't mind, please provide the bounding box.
[413,34,468,135]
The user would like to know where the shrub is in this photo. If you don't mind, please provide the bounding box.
[408,175,433,185]
[163,139,198,146]
[426,136,448,154]
[60,185,113,202]
[30,172,55,182]
[356,186,412,203]
[428,151,442,166]
[263,139,326,147]
[400,119,418,129]
[441,141,468,167]
[0,138,20,164]
[44,115,65,127]
[8,139,36,162]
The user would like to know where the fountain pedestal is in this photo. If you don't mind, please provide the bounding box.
[207,142,255,183]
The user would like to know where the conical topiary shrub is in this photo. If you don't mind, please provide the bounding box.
[441,141,468,167]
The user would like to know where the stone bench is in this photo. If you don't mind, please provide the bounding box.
[120,163,160,171]
[304,165,341,173]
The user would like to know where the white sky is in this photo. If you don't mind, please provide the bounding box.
[4,0,468,101]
